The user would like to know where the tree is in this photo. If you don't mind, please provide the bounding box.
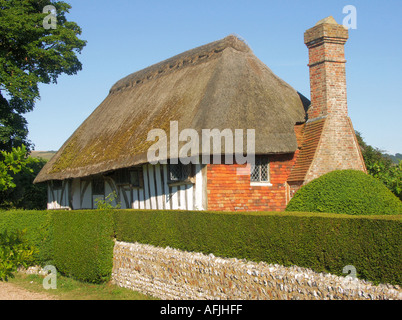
[355,131,402,200]
[0,0,86,151]
[0,154,47,209]
[0,144,32,191]
[367,159,402,201]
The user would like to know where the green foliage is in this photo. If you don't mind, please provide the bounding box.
[0,145,32,191]
[0,210,115,283]
[52,211,114,283]
[0,229,37,281]
[356,131,402,200]
[0,156,47,209]
[113,210,402,285]
[1,209,400,286]
[367,160,402,201]
[0,145,47,210]
[95,192,121,210]
[286,170,402,215]
[0,210,53,265]
[0,0,86,151]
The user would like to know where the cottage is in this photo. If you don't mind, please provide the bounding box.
[34,17,366,211]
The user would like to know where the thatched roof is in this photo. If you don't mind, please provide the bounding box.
[35,35,309,183]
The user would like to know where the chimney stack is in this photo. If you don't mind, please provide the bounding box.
[304,16,349,119]
[299,17,366,183]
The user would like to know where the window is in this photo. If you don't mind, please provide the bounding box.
[52,180,62,190]
[129,169,142,187]
[115,168,143,187]
[169,163,191,183]
[250,156,270,183]
[92,177,104,195]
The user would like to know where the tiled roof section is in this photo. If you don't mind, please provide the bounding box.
[287,118,326,182]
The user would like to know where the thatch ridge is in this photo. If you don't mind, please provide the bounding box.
[110,35,250,94]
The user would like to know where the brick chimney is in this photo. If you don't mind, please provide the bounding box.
[304,16,349,119]
[295,17,366,183]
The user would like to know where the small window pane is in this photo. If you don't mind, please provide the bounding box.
[260,162,269,182]
[250,163,260,182]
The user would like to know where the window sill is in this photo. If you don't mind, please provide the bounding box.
[250,182,272,187]
[116,183,143,189]
[168,179,195,187]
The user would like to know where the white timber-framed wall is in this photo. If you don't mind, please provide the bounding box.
[47,163,206,211]
[47,180,71,210]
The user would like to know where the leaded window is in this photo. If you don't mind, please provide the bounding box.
[169,163,191,182]
[250,156,270,182]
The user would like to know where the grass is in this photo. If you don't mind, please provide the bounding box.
[8,272,158,300]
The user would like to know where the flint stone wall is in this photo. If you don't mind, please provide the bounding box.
[111,241,401,300]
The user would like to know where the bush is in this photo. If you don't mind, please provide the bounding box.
[0,229,37,281]
[95,191,121,210]
[286,170,402,215]
[0,210,53,265]
[52,210,114,283]
[114,210,402,285]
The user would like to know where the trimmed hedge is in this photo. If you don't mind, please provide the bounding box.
[52,210,115,283]
[114,210,402,285]
[1,209,401,286]
[0,210,115,283]
[0,210,53,265]
[286,170,402,215]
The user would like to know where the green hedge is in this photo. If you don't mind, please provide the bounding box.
[286,170,402,215]
[52,210,115,283]
[0,210,53,265]
[114,210,402,285]
[0,210,115,284]
[1,209,401,286]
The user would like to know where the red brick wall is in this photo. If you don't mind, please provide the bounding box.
[206,153,297,211]
[307,43,348,119]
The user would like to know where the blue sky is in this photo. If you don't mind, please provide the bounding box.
[25,0,402,155]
